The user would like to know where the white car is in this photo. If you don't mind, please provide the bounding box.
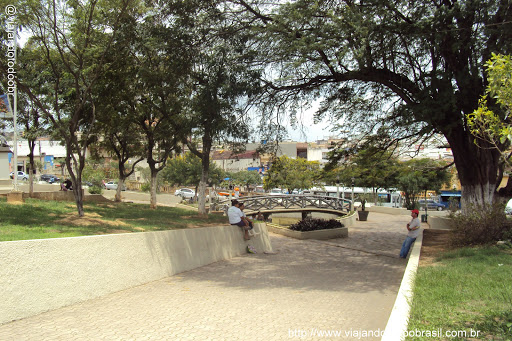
[10,171,29,181]
[269,188,283,195]
[175,188,195,198]
[104,181,126,191]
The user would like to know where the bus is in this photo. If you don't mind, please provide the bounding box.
[303,186,402,208]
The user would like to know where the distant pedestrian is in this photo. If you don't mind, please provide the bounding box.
[400,209,421,258]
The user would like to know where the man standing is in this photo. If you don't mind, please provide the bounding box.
[400,209,421,259]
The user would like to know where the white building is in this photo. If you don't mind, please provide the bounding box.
[211,150,261,172]
[6,139,67,177]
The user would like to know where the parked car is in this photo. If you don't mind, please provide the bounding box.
[104,181,126,191]
[10,171,29,181]
[40,174,60,183]
[269,188,283,196]
[175,188,196,198]
[418,199,444,211]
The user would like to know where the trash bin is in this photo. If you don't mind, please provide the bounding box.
[421,214,428,222]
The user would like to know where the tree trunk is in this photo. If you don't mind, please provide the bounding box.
[198,164,209,215]
[28,141,36,197]
[115,178,124,202]
[73,185,84,217]
[445,125,501,212]
[150,171,158,209]
[28,163,34,197]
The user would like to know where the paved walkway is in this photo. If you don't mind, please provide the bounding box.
[0,212,415,340]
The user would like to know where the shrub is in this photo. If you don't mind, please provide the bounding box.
[289,218,344,232]
[88,185,103,195]
[450,202,512,246]
[141,183,151,192]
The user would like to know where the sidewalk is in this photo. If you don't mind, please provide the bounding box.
[0,212,412,340]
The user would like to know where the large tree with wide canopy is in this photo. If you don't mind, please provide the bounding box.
[232,0,512,209]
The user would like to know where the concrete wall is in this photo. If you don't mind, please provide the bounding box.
[0,224,272,325]
[427,216,454,230]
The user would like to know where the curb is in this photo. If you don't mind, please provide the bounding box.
[382,229,424,341]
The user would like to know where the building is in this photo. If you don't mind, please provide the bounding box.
[6,138,67,177]
[0,143,11,180]
[211,150,261,173]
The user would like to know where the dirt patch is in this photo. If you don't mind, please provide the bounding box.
[420,229,455,266]
[55,212,131,228]
[96,204,118,209]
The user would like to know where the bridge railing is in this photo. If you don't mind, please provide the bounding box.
[211,194,353,213]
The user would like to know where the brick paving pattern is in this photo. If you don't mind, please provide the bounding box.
[0,212,413,340]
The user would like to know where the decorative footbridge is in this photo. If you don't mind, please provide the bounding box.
[211,194,353,220]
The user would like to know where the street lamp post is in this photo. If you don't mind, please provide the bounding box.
[336,175,340,209]
[351,177,355,211]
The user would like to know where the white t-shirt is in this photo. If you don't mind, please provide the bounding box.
[227,206,244,224]
[408,217,421,238]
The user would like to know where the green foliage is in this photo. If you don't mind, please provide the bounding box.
[396,158,451,210]
[289,218,344,232]
[329,147,400,207]
[227,170,262,188]
[338,148,399,189]
[161,152,224,188]
[468,54,512,154]
[237,0,510,208]
[449,203,512,246]
[82,160,115,187]
[264,156,321,192]
[88,185,103,195]
[486,54,512,113]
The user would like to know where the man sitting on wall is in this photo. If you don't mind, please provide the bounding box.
[60,179,72,191]
[227,199,252,240]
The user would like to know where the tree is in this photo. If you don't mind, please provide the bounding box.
[161,152,224,195]
[467,54,512,197]
[229,170,262,191]
[115,4,193,209]
[235,0,512,211]
[4,0,134,216]
[329,147,400,205]
[173,1,262,214]
[93,18,145,202]
[396,159,452,209]
[264,156,321,193]
[16,47,52,196]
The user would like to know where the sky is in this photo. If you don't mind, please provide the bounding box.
[287,115,334,142]
[281,99,336,142]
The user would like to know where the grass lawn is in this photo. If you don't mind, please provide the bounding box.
[407,246,512,340]
[0,197,228,242]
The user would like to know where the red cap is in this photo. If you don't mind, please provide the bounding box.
[411,209,419,215]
